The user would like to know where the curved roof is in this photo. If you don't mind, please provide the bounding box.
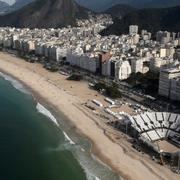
[130,112,180,142]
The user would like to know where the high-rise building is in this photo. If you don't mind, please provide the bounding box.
[172,32,176,40]
[117,60,132,80]
[156,31,163,42]
[159,66,180,101]
[174,48,180,61]
[156,31,171,44]
[129,25,138,35]
[130,58,143,73]
[159,48,167,58]
[177,32,180,38]
[132,34,140,44]
[99,51,112,75]
[170,77,180,101]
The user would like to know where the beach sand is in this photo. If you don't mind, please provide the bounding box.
[0,52,179,180]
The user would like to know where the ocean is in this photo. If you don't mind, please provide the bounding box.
[0,72,120,180]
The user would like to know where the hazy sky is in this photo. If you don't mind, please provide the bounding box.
[1,0,15,5]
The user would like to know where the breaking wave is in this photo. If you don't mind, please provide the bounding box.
[63,131,76,145]
[36,102,59,126]
[0,72,30,94]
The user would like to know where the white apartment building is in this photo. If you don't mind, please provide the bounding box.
[159,66,180,100]
[129,25,138,35]
[100,56,131,80]
[117,60,132,80]
[35,42,45,56]
[130,58,143,73]
[3,37,12,48]
[21,40,35,52]
[159,48,167,58]
[156,31,171,44]
[158,47,175,58]
[67,51,99,73]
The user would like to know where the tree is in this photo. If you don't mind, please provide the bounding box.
[67,74,83,81]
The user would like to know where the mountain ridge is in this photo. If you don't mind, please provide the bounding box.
[105,4,136,18]
[0,0,91,28]
[101,5,180,36]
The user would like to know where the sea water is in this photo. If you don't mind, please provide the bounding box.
[0,72,120,180]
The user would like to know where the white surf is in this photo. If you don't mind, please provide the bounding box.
[36,103,59,126]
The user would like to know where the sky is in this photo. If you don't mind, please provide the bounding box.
[1,0,15,5]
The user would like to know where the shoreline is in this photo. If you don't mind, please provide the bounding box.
[0,65,122,179]
[0,68,122,179]
[0,52,179,180]
[0,67,121,180]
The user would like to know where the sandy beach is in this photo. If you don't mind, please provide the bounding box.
[0,52,179,180]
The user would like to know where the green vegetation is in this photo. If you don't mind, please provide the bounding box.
[93,82,121,99]
[101,6,180,36]
[93,82,106,91]
[44,63,58,72]
[0,0,89,29]
[106,86,121,98]
[126,72,159,94]
[105,4,136,18]
[67,74,83,81]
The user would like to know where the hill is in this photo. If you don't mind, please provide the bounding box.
[105,4,135,18]
[101,6,180,36]
[0,0,90,28]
